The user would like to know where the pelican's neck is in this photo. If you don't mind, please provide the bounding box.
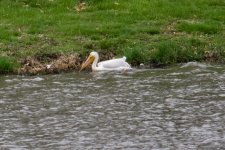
[92,53,99,70]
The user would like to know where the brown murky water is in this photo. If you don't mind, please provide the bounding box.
[1,62,225,149]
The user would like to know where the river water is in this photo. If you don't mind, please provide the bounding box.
[0,62,225,149]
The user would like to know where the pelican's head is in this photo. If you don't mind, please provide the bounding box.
[79,52,98,71]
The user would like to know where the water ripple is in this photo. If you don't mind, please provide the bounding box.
[1,65,225,149]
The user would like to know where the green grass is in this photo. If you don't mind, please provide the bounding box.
[150,40,205,65]
[121,46,149,65]
[176,21,220,34]
[0,56,19,74]
[0,0,225,73]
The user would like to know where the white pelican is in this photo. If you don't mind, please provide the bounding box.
[80,51,132,71]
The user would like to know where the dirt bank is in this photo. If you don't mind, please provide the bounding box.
[17,52,114,75]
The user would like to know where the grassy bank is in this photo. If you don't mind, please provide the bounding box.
[0,0,225,74]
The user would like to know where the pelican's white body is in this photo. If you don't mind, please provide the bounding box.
[88,52,132,71]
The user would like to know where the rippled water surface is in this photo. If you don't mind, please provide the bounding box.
[1,63,225,149]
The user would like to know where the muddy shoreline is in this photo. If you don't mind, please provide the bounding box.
[9,51,220,75]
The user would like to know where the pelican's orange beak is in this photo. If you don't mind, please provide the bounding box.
[79,55,95,72]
